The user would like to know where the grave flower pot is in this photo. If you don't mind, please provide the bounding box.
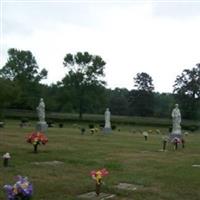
[90,168,109,196]
[163,140,167,150]
[2,152,11,167]
[33,142,40,153]
[3,158,9,167]
[26,132,48,153]
[95,181,101,196]
[4,176,33,200]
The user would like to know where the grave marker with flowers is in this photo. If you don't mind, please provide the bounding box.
[2,152,11,167]
[26,132,48,153]
[4,175,33,200]
[162,136,169,151]
[142,131,148,141]
[90,168,109,196]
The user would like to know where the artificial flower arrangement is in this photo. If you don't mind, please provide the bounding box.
[161,136,169,151]
[2,152,11,167]
[171,136,185,150]
[26,132,48,153]
[171,137,181,150]
[4,175,33,200]
[142,131,149,141]
[90,168,109,196]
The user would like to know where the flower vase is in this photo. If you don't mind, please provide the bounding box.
[95,182,101,196]
[182,139,185,148]
[163,140,167,150]
[174,141,178,150]
[34,143,39,153]
[3,158,8,167]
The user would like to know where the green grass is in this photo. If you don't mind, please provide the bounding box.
[0,120,200,200]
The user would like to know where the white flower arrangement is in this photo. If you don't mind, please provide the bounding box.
[2,152,11,159]
[142,131,149,137]
[162,136,169,142]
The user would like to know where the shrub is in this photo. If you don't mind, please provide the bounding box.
[21,118,29,123]
[186,125,199,132]
[59,123,63,128]
[81,128,86,134]
[111,125,116,130]
[89,124,94,129]
[99,124,104,128]
[47,120,54,127]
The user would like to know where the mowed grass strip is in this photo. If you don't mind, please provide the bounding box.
[0,121,200,200]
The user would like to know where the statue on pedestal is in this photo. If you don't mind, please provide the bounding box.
[104,108,111,133]
[36,98,47,133]
[171,104,181,135]
[37,98,45,122]
[105,108,111,129]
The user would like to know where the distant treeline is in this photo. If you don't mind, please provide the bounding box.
[0,49,200,121]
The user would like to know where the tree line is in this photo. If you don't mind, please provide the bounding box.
[0,48,200,120]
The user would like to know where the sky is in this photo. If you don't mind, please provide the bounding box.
[1,0,200,93]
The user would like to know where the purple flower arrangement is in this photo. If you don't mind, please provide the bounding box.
[4,176,33,200]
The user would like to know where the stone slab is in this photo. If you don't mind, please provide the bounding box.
[32,160,64,165]
[158,149,168,152]
[115,183,137,191]
[77,192,116,200]
[192,164,200,167]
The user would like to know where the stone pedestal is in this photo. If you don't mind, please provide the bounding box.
[36,121,48,133]
[169,133,182,140]
[77,192,115,199]
[103,127,112,133]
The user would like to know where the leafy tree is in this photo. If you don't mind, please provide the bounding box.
[63,52,106,118]
[173,64,200,119]
[134,72,154,92]
[129,72,155,116]
[0,48,48,109]
[0,78,19,118]
[0,48,47,82]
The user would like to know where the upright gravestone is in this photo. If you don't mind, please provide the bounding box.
[103,108,111,133]
[170,104,182,141]
[36,98,47,133]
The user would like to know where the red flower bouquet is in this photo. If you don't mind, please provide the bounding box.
[26,132,48,153]
[90,168,109,196]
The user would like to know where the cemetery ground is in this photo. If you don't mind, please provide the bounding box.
[0,120,200,200]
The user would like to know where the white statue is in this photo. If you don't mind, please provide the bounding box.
[104,108,111,129]
[37,98,45,122]
[171,104,181,134]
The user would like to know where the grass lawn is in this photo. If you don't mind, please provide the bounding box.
[0,120,200,200]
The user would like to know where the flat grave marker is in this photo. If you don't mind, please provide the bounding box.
[77,191,116,200]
